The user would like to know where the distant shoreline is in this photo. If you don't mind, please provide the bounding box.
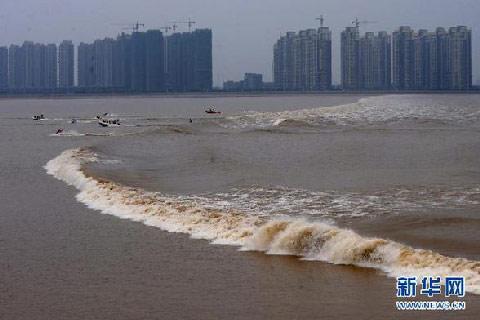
[0,89,478,100]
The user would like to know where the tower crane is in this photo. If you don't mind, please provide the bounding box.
[352,18,378,30]
[316,15,325,28]
[172,18,196,32]
[172,23,178,33]
[158,26,172,35]
[121,21,145,33]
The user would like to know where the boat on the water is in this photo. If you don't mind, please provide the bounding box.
[205,107,221,114]
[32,114,45,120]
[98,118,120,127]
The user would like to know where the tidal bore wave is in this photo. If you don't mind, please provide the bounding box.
[45,148,480,294]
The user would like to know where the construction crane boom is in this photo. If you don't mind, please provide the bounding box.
[172,23,178,33]
[352,18,378,29]
[316,15,325,28]
[133,21,145,32]
[158,26,172,35]
[120,21,145,33]
[172,18,196,32]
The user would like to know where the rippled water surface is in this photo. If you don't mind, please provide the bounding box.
[2,93,480,319]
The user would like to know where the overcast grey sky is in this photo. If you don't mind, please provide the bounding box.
[1,0,478,86]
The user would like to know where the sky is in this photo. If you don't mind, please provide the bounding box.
[1,0,479,86]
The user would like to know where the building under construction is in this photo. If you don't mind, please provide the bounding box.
[0,24,212,94]
[341,27,391,90]
[166,29,213,92]
[77,28,212,92]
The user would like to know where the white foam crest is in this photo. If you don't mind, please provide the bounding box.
[223,95,480,130]
[45,148,480,294]
[246,220,480,294]
[224,103,356,129]
[44,149,259,245]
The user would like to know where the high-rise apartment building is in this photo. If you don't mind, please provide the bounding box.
[8,45,23,89]
[23,41,35,89]
[166,32,184,91]
[0,47,8,90]
[192,29,213,91]
[93,38,114,88]
[274,27,332,91]
[317,27,333,90]
[436,28,450,90]
[167,29,212,92]
[130,32,147,91]
[340,24,470,91]
[112,33,132,89]
[392,27,415,90]
[145,30,165,92]
[392,26,472,90]
[44,44,58,89]
[1,28,211,93]
[59,40,74,88]
[342,28,391,90]
[77,28,203,93]
[448,26,472,90]
[341,27,360,90]
[33,43,46,89]
[77,42,95,88]
[358,32,391,90]
[273,32,295,90]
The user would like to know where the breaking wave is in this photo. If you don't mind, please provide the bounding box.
[222,95,480,130]
[45,148,480,294]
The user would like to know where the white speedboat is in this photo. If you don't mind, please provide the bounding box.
[98,118,121,127]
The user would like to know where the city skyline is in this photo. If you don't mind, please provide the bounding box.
[0,24,472,93]
[0,0,478,86]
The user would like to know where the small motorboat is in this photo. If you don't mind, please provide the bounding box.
[32,114,45,121]
[98,118,121,127]
[205,107,221,114]
[56,128,64,135]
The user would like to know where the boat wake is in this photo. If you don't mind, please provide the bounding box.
[49,130,113,137]
[45,148,480,294]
